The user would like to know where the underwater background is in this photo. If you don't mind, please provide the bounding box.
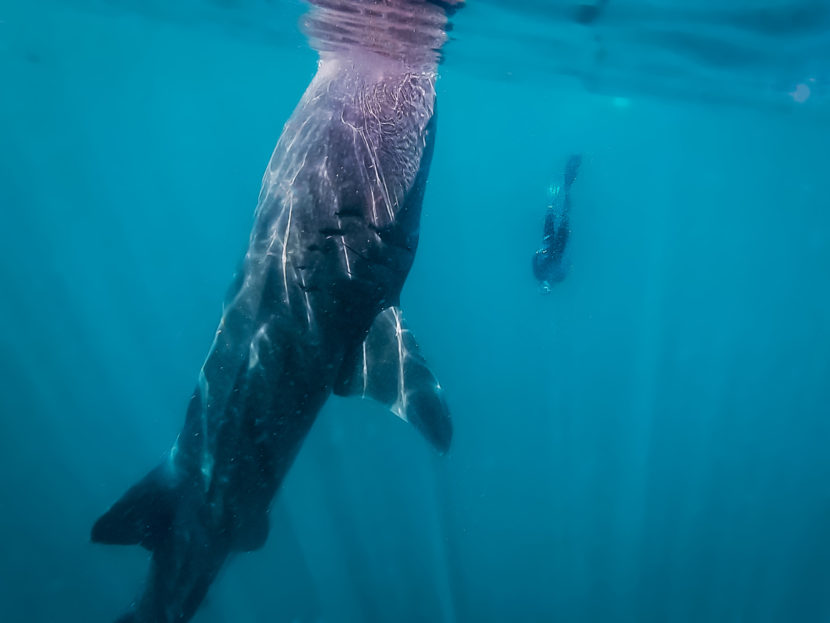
[1,0,829,621]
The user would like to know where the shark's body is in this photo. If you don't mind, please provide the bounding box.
[92,2,461,621]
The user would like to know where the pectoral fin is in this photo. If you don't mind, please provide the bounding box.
[334,307,451,453]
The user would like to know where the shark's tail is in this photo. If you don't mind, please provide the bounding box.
[91,462,178,551]
[92,464,179,623]
[93,461,230,623]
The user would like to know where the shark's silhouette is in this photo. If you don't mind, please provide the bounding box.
[91,1,464,621]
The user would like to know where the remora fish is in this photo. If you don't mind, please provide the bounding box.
[91,1,463,621]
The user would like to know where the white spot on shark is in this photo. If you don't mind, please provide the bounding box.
[361,340,369,397]
[248,324,269,370]
[282,194,294,304]
[390,307,408,422]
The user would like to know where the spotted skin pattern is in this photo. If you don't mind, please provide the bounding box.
[91,2,458,621]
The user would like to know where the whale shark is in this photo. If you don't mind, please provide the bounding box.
[91,1,463,621]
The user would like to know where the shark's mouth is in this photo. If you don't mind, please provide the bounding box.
[303,0,463,68]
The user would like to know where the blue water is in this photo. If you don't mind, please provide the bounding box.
[2,1,829,621]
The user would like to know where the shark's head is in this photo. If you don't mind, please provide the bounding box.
[303,0,465,72]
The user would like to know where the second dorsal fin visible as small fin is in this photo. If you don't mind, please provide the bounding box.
[334,307,452,453]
